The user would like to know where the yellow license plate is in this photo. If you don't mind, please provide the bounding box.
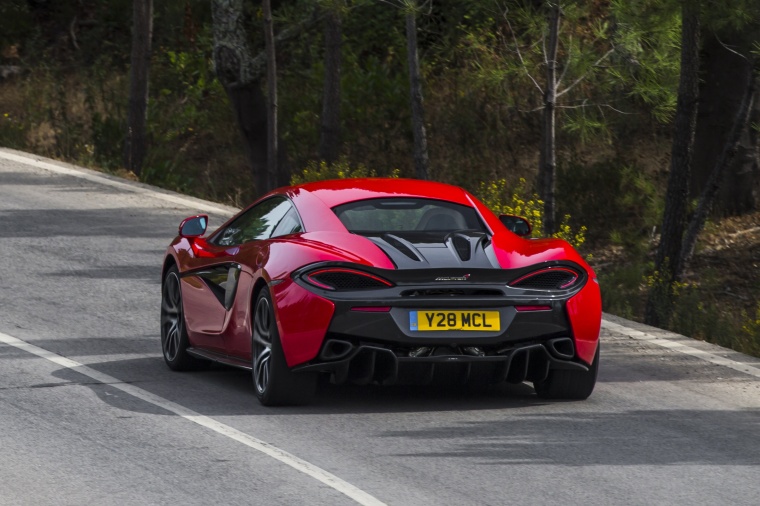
[410,311,500,332]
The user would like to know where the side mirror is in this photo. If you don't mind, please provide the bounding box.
[499,214,532,237]
[179,215,208,238]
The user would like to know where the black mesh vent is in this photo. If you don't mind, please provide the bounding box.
[401,288,504,297]
[510,270,578,290]
[451,235,472,261]
[310,271,390,290]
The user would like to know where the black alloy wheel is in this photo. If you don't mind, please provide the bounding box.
[252,288,317,406]
[161,266,207,371]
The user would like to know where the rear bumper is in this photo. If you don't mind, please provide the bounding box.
[294,340,587,385]
[279,262,601,370]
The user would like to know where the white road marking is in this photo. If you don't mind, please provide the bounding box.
[0,150,236,217]
[0,331,386,506]
[602,320,760,378]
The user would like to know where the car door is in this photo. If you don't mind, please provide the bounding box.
[180,198,293,351]
[219,202,305,358]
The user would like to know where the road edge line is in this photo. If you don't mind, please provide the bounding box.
[601,319,760,379]
[0,331,386,506]
[0,149,237,216]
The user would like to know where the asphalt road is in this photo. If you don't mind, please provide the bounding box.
[1,149,759,506]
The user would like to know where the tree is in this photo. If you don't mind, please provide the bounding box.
[644,2,701,327]
[318,1,344,164]
[404,0,430,180]
[263,0,278,190]
[124,0,153,177]
[505,1,615,234]
[211,1,318,196]
[539,2,560,235]
[211,0,270,195]
[681,66,756,265]
[691,7,760,215]
[379,0,430,180]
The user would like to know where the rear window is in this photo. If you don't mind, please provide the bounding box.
[333,198,485,233]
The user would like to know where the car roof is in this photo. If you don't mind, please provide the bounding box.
[286,178,474,208]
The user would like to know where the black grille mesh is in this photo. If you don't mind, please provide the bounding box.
[511,270,577,290]
[401,288,504,297]
[451,235,472,261]
[311,272,389,290]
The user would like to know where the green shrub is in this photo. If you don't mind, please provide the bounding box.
[476,177,587,249]
[290,158,400,185]
[557,160,664,247]
[739,304,760,356]
[0,111,27,148]
[597,260,651,319]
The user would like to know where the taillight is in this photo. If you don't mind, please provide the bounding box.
[305,268,394,291]
[509,267,579,290]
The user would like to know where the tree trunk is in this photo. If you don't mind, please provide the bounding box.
[123,0,153,177]
[691,33,757,215]
[318,6,342,164]
[644,4,701,327]
[211,1,317,195]
[405,5,429,180]
[539,2,560,235]
[680,67,756,266]
[211,0,269,196]
[263,0,278,192]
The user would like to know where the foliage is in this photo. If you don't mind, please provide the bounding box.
[557,159,665,246]
[477,178,586,249]
[609,0,681,123]
[291,158,400,185]
[598,251,760,358]
[739,304,760,356]
[0,1,32,50]
[597,259,650,320]
[0,111,26,148]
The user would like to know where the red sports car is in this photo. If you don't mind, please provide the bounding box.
[161,178,601,405]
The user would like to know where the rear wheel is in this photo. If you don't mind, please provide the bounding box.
[252,288,317,406]
[533,344,599,400]
[161,266,208,371]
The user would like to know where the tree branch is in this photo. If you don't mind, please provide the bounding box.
[504,11,543,95]
[556,47,615,99]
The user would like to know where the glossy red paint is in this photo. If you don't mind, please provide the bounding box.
[565,274,602,365]
[288,178,475,210]
[271,278,335,367]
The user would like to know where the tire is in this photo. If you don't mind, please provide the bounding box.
[533,344,600,400]
[252,288,317,406]
[160,266,208,371]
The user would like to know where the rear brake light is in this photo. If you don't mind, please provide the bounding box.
[305,268,394,291]
[515,305,552,312]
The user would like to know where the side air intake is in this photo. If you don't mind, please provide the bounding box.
[509,267,579,290]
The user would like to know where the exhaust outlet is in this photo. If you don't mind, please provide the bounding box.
[319,339,355,361]
[547,337,575,360]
